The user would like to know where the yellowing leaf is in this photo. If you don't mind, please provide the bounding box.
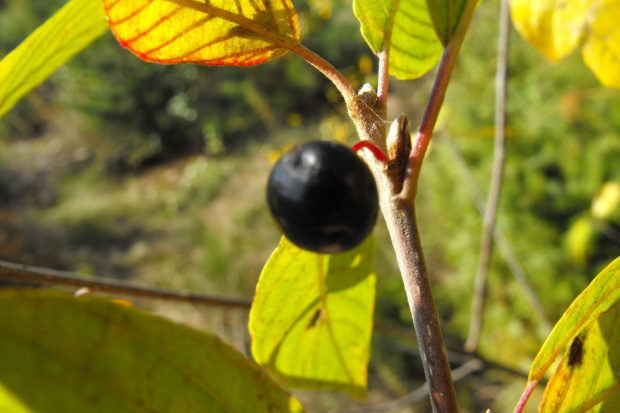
[516,257,620,411]
[0,0,108,119]
[510,0,620,89]
[510,0,587,63]
[103,0,300,66]
[249,236,376,399]
[0,289,304,413]
[581,1,620,88]
[353,0,442,79]
[527,256,620,383]
[539,303,620,412]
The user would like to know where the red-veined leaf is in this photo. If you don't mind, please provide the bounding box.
[103,0,300,66]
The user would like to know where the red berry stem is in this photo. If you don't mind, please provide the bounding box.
[352,140,390,165]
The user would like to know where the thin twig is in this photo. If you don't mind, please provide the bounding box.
[439,135,551,333]
[464,0,511,352]
[0,260,252,309]
[335,359,483,413]
[401,48,454,199]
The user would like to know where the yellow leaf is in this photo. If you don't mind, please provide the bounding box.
[582,1,620,88]
[516,257,620,411]
[510,0,588,63]
[528,257,620,382]
[510,0,620,88]
[103,0,300,66]
[539,303,620,412]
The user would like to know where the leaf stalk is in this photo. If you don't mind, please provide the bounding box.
[402,0,479,200]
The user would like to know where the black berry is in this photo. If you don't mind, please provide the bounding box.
[266,140,379,254]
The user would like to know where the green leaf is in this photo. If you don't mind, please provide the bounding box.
[528,256,620,382]
[0,0,108,119]
[0,289,304,413]
[353,0,442,79]
[425,0,469,45]
[249,236,376,399]
[539,303,620,412]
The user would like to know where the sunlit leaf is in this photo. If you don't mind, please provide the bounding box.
[353,0,442,79]
[565,214,595,267]
[0,289,304,413]
[0,0,108,119]
[425,0,469,44]
[528,256,620,382]
[249,236,376,399]
[510,0,620,89]
[581,1,620,88]
[103,0,300,66]
[0,383,30,413]
[510,0,586,63]
[539,302,620,412]
[592,181,620,219]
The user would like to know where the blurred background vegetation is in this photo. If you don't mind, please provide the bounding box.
[1,0,619,411]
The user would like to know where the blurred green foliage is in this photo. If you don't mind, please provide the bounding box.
[0,0,619,411]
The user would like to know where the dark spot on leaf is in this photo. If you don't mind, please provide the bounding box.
[307,308,322,328]
[568,335,584,368]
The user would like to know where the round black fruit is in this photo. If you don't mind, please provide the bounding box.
[267,140,379,254]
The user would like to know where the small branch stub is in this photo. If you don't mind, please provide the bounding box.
[353,112,413,199]
[386,115,412,196]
